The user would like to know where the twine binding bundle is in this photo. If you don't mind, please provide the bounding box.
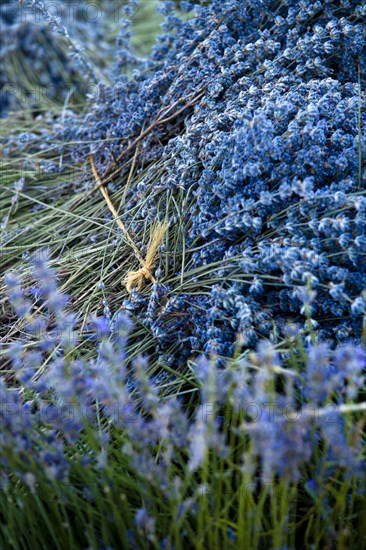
[90,155,168,293]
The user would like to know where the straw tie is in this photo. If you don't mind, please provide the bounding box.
[90,155,167,293]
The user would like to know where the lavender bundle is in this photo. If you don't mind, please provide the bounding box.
[51,0,366,363]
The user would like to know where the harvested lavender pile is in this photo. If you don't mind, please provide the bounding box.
[0,1,366,547]
[0,0,159,116]
[45,0,366,362]
[1,0,94,116]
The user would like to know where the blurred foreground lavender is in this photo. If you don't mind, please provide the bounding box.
[2,254,365,489]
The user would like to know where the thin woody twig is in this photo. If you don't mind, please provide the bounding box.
[88,88,205,195]
[99,87,206,183]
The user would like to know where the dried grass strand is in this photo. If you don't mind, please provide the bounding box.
[90,155,167,293]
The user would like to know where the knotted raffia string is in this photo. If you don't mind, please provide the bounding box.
[90,155,168,293]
